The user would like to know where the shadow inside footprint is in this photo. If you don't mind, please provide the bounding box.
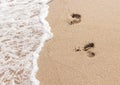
[87,51,95,57]
[71,13,81,19]
[83,43,95,51]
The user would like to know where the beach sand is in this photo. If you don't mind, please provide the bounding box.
[37,0,120,85]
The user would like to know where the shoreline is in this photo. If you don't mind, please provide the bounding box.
[32,0,53,84]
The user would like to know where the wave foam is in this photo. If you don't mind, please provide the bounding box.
[0,0,53,85]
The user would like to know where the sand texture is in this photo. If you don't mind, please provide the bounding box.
[37,0,120,85]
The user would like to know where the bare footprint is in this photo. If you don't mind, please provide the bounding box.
[69,13,81,25]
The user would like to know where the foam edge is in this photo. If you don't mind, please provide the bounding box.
[30,0,53,85]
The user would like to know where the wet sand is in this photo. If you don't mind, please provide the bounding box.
[37,0,120,85]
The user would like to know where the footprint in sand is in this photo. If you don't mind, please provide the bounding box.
[84,42,95,57]
[74,42,96,58]
[69,13,81,25]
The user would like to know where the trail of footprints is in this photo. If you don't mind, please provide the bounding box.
[70,13,95,57]
[74,43,95,57]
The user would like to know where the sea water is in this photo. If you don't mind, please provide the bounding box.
[0,0,53,85]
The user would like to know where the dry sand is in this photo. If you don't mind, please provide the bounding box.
[37,0,120,85]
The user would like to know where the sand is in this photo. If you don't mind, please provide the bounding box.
[37,0,120,85]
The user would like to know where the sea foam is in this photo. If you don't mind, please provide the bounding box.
[0,0,53,85]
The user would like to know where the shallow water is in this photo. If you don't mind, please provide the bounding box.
[0,0,53,85]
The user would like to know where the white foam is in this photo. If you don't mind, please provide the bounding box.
[0,0,53,85]
[31,2,53,85]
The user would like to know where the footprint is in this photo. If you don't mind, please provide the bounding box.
[73,42,96,58]
[83,42,96,58]
[69,13,81,25]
